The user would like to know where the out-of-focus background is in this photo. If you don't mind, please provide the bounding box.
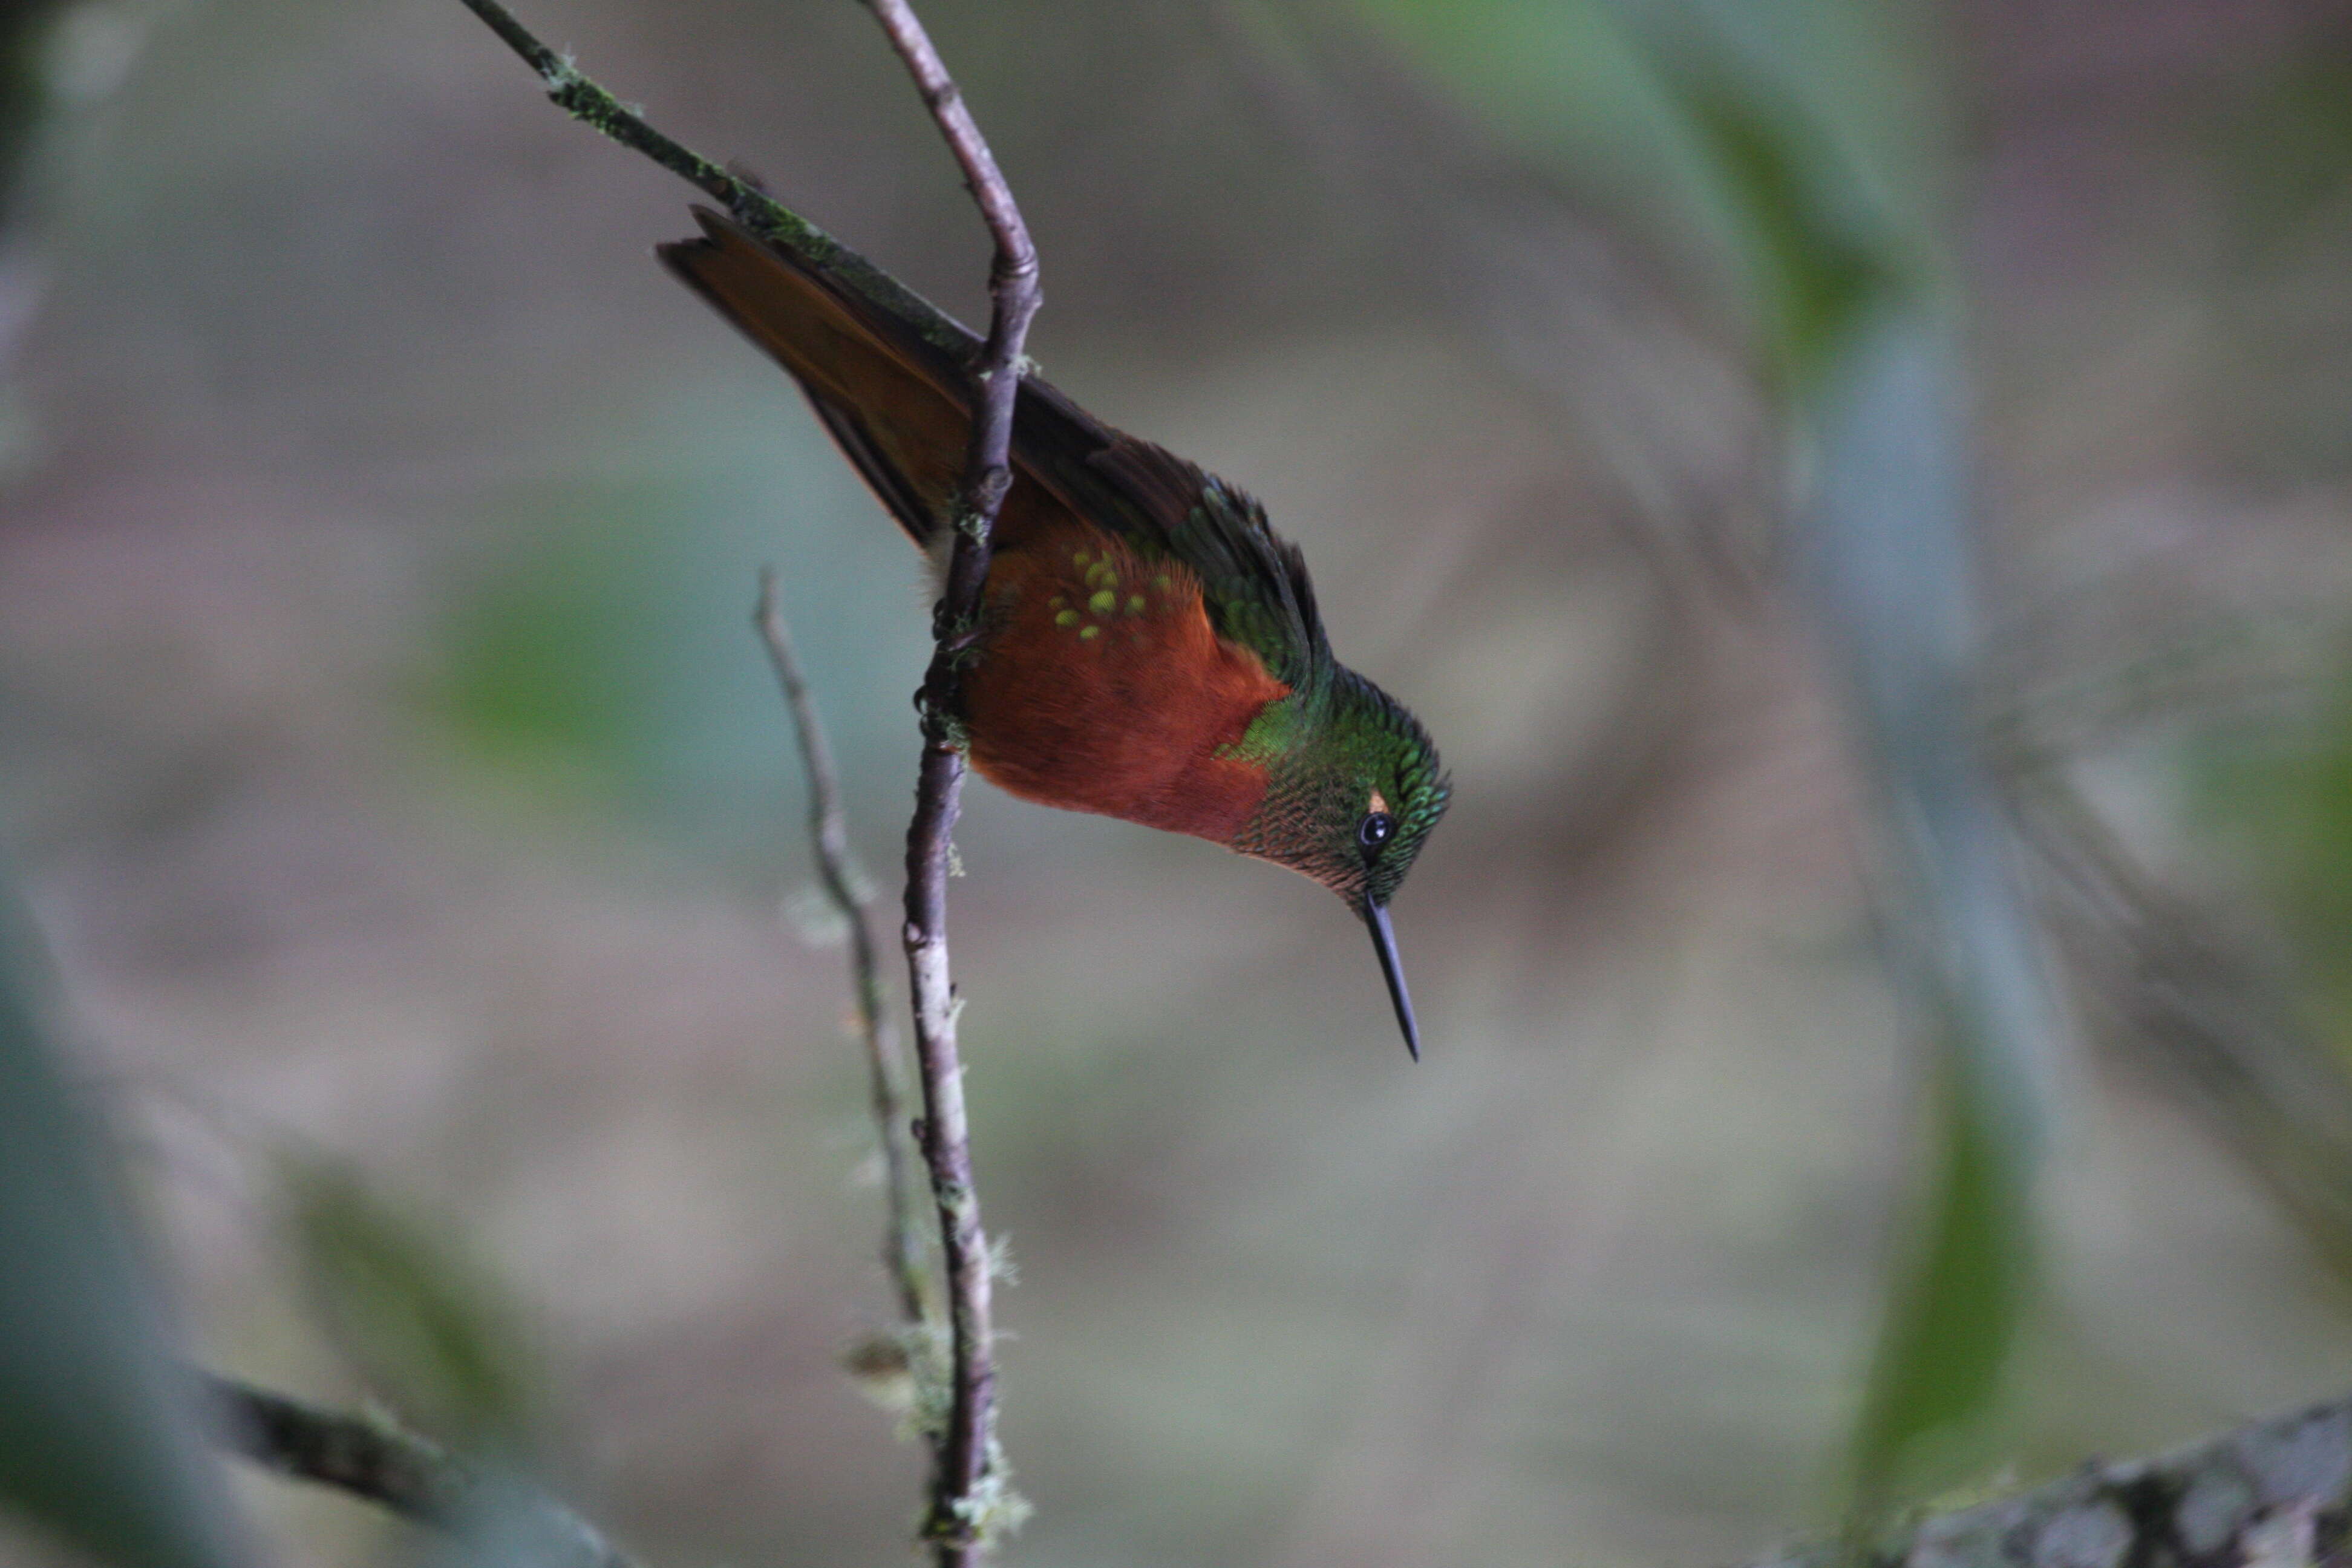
[7,1,2352,1565]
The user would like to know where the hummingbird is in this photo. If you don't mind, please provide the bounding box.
[661,208,1449,1057]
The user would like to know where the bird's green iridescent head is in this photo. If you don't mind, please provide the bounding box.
[1232,669,1448,902]
[1229,667,1449,1057]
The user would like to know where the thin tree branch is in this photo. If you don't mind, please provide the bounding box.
[858,4,1042,1560]
[754,569,930,1330]
[200,1373,638,1568]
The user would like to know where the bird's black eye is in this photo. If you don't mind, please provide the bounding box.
[1357,812,1396,855]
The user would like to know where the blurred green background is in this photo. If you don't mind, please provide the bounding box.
[7,1,2352,1565]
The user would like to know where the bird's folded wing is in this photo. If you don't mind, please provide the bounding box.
[659,206,1327,685]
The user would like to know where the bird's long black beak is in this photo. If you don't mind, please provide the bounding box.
[1364,897,1421,1062]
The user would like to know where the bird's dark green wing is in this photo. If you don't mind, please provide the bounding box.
[659,206,1330,686]
[1061,433,1331,691]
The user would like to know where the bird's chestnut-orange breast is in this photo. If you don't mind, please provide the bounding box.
[962,519,1289,845]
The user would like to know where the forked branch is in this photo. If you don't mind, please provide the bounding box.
[449,2,1040,1558]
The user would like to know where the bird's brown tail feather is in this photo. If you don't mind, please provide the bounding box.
[658,206,975,548]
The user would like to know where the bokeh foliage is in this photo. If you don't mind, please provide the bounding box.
[1661,29,2053,1509]
[8,0,2352,1564]
[279,1152,543,1460]
[0,879,250,1568]
[1349,0,2058,1511]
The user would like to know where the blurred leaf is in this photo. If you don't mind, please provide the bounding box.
[1645,27,1900,384]
[1654,47,1892,379]
[1851,1067,2030,1506]
[1808,296,2050,1522]
[0,881,250,1568]
[1808,307,2059,1146]
[1335,0,1936,321]
[1642,16,2056,1514]
[431,488,675,800]
[278,1153,539,1458]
